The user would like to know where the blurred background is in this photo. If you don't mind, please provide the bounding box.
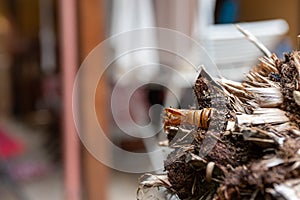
[0,0,298,200]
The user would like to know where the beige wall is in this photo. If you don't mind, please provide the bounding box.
[240,0,299,48]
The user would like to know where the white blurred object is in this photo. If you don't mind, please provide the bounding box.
[109,0,164,172]
[110,0,159,82]
[192,0,289,81]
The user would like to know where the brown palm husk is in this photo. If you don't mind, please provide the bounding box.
[138,48,300,199]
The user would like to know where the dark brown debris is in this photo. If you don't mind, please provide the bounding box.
[138,52,300,200]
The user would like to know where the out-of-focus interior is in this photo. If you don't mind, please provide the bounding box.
[0,0,298,200]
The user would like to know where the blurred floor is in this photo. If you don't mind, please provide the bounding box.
[109,170,140,200]
[0,119,144,200]
[20,169,139,200]
[1,167,139,200]
[0,118,64,200]
[21,170,64,200]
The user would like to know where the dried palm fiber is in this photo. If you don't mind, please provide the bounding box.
[138,35,300,200]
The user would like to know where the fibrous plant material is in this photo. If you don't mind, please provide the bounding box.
[138,50,300,199]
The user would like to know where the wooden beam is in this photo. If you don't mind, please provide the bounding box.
[78,0,109,200]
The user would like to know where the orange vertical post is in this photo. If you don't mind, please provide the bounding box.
[78,0,109,200]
